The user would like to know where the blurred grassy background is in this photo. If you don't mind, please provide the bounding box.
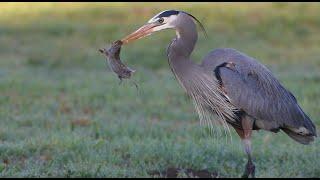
[0,2,319,177]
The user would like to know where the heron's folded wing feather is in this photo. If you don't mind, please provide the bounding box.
[218,57,315,135]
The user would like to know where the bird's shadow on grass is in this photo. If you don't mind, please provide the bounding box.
[148,167,219,178]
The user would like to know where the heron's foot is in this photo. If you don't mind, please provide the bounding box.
[242,160,255,178]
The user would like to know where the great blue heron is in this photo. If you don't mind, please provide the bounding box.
[120,10,317,178]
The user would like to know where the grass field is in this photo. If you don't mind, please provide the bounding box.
[0,2,319,178]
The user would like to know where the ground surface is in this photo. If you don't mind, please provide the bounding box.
[0,2,319,178]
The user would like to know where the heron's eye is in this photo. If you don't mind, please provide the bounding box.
[158,18,164,23]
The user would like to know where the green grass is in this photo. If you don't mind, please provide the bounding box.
[0,2,320,178]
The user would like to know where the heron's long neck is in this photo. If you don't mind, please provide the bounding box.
[167,18,198,60]
[167,17,199,91]
[166,16,236,123]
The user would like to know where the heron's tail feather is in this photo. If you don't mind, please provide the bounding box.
[282,128,315,145]
[301,110,317,137]
[282,107,317,145]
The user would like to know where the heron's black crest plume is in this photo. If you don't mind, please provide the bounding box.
[181,11,208,38]
[155,10,179,18]
[156,10,208,38]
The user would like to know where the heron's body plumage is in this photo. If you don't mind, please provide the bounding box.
[202,48,316,144]
[165,12,316,145]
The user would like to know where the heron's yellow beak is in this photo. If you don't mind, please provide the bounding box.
[121,23,157,45]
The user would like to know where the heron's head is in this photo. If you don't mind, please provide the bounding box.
[121,10,206,45]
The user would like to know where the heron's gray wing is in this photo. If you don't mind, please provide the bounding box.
[204,48,316,138]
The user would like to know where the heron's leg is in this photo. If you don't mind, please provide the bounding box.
[242,138,255,178]
[234,116,255,178]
